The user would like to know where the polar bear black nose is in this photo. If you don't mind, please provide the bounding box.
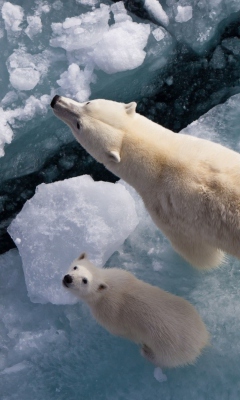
[63,274,73,286]
[51,95,61,108]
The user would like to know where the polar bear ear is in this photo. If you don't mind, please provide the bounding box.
[125,102,137,115]
[78,252,87,260]
[108,150,121,163]
[98,282,108,291]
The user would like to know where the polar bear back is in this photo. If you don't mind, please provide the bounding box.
[90,268,209,368]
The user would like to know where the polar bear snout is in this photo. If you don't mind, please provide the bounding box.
[51,95,61,109]
[62,274,73,288]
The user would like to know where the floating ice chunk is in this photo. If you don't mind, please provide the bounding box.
[0,108,13,157]
[164,0,240,54]
[181,93,240,149]
[152,27,165,41]
[0,361,31,375]
[76,0,100,5]
[221,37,240,56]
[144,0,169,27]
[51,0,151,75]
[41,4,51,14]
[1,91,18,107]
[175,6,192,23]
[210,45,226,69]
[9,95,51,122]
[0,94,50,157]
[165,76,173,85]
[57,63,94,102]
[92,21,150,74]
[154,367,167,382]
[111,1,132,23]
[7,49,50,91]
[25,16,42,40]
[8,175,139,304]
[50,4,110,51]
[10,68,40,91]
[52,1,63,10]
[1,2,24,33]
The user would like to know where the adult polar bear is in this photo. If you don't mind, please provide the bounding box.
[51,95,240,269]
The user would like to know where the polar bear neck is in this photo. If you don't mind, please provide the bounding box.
[105,113,177,197]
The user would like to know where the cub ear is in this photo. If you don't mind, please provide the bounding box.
[125,102,137,115]
[108,150,121,163]
[78,252,87,260]
[98,282,108,291]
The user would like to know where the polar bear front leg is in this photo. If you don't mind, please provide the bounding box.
[170,235,225,270]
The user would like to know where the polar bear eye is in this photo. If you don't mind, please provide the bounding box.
[86,102,90,105]
[82,278,88,284]
[73,266,78,270]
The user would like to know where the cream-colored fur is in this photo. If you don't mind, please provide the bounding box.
[52,96,240,269]
[62,253,209,368]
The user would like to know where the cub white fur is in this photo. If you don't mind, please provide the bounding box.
[63,253,209,369]
[52,96,240,269]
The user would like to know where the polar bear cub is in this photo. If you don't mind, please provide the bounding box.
[63,253,209,369]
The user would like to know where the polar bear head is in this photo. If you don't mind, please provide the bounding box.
[51,95,137,165]
[62,252,108,303]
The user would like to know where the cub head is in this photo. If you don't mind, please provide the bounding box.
[62,252,108,303]
[51,95,137,166]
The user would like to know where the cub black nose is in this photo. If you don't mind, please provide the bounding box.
[63,274,73,287]
[51,95,61,108]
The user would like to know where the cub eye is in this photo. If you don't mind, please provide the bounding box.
[73,266,78,270]
[82,278,88,284]
[86,101,90,105]
[77,122,80,129]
